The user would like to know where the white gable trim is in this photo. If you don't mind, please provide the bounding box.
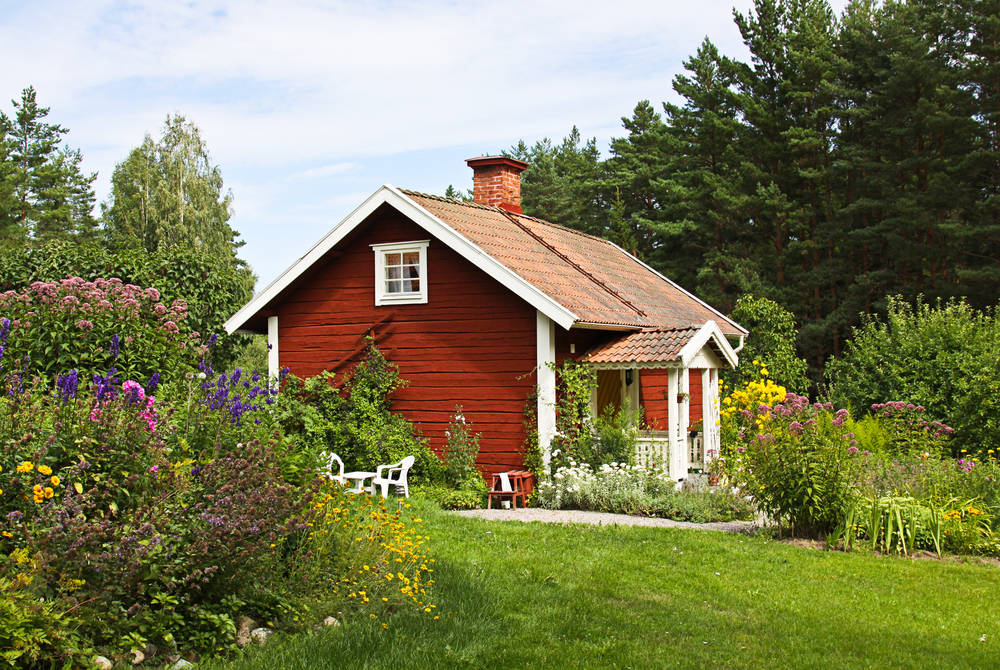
[603,239,748,336]
[224,185,578,334]
[677,321,740,369]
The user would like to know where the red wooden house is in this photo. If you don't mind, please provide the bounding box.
[225,157,746,480]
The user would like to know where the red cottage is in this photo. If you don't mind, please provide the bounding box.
[225,157,746,480]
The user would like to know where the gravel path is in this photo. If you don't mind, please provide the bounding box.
[453,507,759,534]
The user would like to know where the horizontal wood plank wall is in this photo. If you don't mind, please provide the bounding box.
[639,368,704,431]
[277,208,537,475]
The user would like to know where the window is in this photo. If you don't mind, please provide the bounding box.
[371,240,429,305]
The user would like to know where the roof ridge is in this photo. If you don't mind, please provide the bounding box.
[399,189,499,212]
[497,208,647,319]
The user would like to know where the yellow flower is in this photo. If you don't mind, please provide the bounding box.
[37,465,52,476]
[1,530,12,538]
[16,462,33,473]
[50,476,60,487]
[44,487,54,499]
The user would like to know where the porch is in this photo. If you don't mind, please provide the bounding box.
[582,322,734,482]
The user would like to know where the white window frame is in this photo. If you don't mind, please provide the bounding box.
[371,240,429,306]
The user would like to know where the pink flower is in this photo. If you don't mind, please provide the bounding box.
[75,320,94,331]
[163,321,179,333]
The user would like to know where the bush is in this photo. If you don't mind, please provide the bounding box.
[443,406,483,490]
[825,296,1000,457]
[536,460,753,522]
[0,239,254,368]
[724,295,809,392]
[412,483,485,510]
[0,278,201,383]
[720,392,863,536]
[274,342,444,484]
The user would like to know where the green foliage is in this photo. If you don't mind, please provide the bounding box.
[548,360,597,469]
[276,342,444,483]
[411,483,485,510]
[103,114,245,263]
[724,295,808,391]
[442,406,483,490]
[0,277,199,383]
[591,403,642,466]
[0,566,91,668]
[0,86,97,243]
[537,461,754,522]
[825,296,1000,456]
[0,239,254,367]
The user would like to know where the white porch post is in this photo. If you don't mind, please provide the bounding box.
[667,367,681,480]
[702,368,714,463]
[536,311,557,467]
[267,315,280,383]
[709,368,721,458]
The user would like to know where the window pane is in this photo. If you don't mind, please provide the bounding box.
[386,280,402,293]
[402,252,420,265]
[403,265,419,278]
[404,279,420,292]
[386,266,401,280]
[385,252,401,265]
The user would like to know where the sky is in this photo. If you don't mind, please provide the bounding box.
[2,0,849,289]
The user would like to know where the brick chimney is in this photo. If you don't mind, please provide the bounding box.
[465,155,529,214]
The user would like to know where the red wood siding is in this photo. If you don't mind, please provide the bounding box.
[639,368,703,431]
[276,208,537,475]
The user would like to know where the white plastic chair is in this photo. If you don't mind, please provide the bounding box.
[370,455,414,498]
[318,451,347,486]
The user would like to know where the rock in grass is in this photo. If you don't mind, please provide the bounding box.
[323,616,341,627]
[131,649,145,665]
[250,627,274,644]
[93,656,113,670]
[236,615,257,648]
[170,660,194,669]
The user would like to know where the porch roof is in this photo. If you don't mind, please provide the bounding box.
[583,327,698,365]
[582,320,740,369]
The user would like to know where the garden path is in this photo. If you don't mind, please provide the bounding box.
[453,508,759,533]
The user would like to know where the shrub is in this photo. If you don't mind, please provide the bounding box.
[724,294,809,392]
[0,277,200,382]
[0,345,440,662]
[825,296,1000,456]
[443,406,483,490]
[592,403,643,466]
[0,239,254,368]
[536,460,753,522]
[412,483,485,510]
[721,392,862,536]
[274,342,444,483]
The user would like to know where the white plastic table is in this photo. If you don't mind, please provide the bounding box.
[343,470,376,494]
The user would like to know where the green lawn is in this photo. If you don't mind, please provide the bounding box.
[208,500,999,669]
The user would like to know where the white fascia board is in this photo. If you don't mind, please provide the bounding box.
[603,239,748,335]
[225,185,578,334]
[678,321,740,369]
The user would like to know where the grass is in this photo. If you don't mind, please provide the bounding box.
[207,498,1000,669]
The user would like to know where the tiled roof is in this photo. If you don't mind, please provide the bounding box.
[403,191,744,335]
[584,327,699,364]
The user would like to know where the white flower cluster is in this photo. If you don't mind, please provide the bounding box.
[537,459,675,510]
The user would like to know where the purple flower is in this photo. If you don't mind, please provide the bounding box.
[110,334,120,358]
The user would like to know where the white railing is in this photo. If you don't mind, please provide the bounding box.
[634,431,671,470]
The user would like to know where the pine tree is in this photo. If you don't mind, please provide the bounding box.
[2,86,97,241]
[511,128,606,237]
